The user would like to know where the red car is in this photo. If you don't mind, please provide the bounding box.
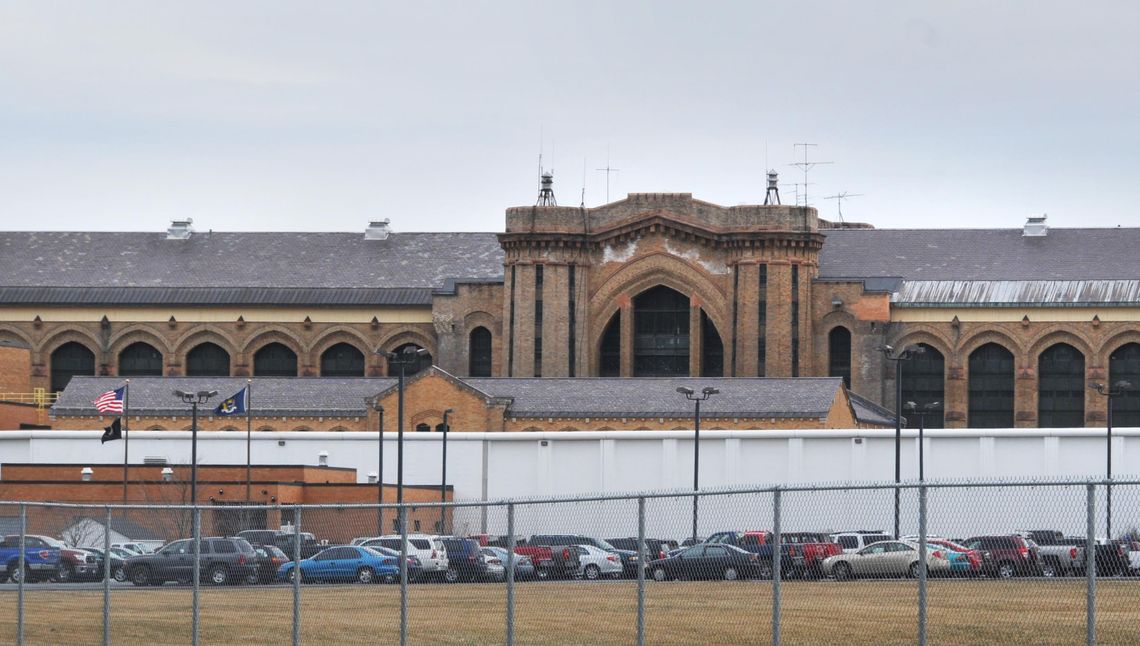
[741,531,842,577]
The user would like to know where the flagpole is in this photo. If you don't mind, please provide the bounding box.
[122,380,130,506]
[246,379,252,504]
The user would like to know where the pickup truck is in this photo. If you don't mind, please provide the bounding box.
[705,531,805,578]
[0,535,61,583]
[1020,530,1129,577]
[514,544,582,580]
[1055,537,1130,577]
[766,532,843,578]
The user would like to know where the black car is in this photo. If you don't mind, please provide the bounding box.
[440,537,488,582]
[83,548,127,582]
[248,544,290,584]
[126,537,258,586]
[647,544,764,581]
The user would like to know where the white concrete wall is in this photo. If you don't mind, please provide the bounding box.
[3,428,1139,541]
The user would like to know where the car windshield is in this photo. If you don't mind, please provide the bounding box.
[594,538,617,552]
[360,547,386,558]
[41,536,67,548]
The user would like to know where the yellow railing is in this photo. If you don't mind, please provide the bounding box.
[0,388,58,426]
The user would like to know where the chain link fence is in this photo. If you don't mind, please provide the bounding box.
[3,479,1140,645]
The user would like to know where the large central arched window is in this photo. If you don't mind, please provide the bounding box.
[320,343,365,377]
[186,342,230,377]
[968,343,1015,428]
[634,286,690,377]
[119,342,163,376]
[51,342,95,393]
[468,327,493,377]
[1038,343,1085,428]
[1110,343,1140,427]
[254,343,298,377]
[901,343,945,428]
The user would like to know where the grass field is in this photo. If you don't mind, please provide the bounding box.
[2,579,1139,645]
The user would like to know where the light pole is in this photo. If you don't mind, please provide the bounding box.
[173,389,218,505]
[371,397,384,535]
[881,344,924,538]
[439,408,453,534]
[374,345,429,530]
[904,401,941,481]
[677,385,719,543]
[1091,380,1131,539]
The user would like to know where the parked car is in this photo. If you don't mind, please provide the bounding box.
[363,545,423,581]
[606,537,679,562]
[0,535,61,583]
[360,535,448,579]
[53,541,99,583]
[237,530,329,560]
[480,548,506,581]
[247,544,290,584]
[829,531,893,554]
[484,546,535,580]
[512,544,580,580]
[529,535,640,577]
[925,539,982,575]
[126,537,258,586]
[440,537,489,583]
[1055,537,1130,577]
[575,545,624,580]
[822,541,950,580]
[1112,540,1140,575]
[277,546,400,584]
[112,542,159,555]
[960,535,1041,579]
[648,544,765,581]
[1015,531,1084,577]
[705,531,805,578]
[766,532,843,577]
[77,547,127,582]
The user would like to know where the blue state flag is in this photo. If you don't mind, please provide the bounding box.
[214,386,248,417]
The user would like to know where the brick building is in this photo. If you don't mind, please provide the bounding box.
[2,190,1140,429]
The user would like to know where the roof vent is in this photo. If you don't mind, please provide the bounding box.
[1023,214,1048,237]
[365,219,390,240]
[166,218,193,240]
[143,456,168,465]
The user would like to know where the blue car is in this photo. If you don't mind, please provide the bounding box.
[277,546,400,584]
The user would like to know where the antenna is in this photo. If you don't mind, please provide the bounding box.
[823,192,863,222]
[788,143,833,207]
[596,146,620,202]
[580,157,587,208]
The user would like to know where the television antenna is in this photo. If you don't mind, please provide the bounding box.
[788,143,833,207]
[824,192,863,222]
[596,146,620,202]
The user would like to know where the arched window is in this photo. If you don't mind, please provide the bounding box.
[700,311,723,377]
[599,312,621,377]
[828,327,852,389]
[634,286,690,377]
[320,343,365,377]
[1110,343,1140,428]
[186,342,230,377]
[118,342,163,376]
[254,342,298,377]
[968,343,1015,428]
[51,342,95,393]
[469,327,493,377]
[416,423,431,433]
[901,343,945,428]
[1038,343,1085,428]
[386,343,432,377]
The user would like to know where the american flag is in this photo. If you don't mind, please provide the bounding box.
[93,386,126,414]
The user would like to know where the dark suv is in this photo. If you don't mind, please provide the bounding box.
[126,537,258,586]
[962,535,1041,578]
[440,537,488,582]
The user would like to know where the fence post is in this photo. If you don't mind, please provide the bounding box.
[771,488,781,646]
[506,502,516,646]
[103,506,112,646]
[17,503,25,646]
[1086,483,1096,646]
[918,483,927,646]
[192,506,201,646]
[400,505,408,646]
[292,506,301,646]
[637,496,646,646]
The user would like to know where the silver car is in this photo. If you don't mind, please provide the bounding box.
[485,547,536,580]
[822,541,950,580]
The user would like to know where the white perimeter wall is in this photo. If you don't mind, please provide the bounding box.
[2,428,1138,541]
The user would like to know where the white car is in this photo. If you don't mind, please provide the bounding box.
[361,535,449,578]
[575,544,623,580]
[112,542,154,555]
[829,531,893,554]
[822,540,951,580]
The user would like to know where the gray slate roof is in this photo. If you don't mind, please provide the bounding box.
[53,376,396,418]
[819,228,1140,281]
[0,231,504,306]
[893,279,1140,307]
[54,375,891,425]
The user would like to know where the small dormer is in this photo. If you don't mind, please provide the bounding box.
[365,219,391,240]
[166,219,193,240]
[1023,214,1048,237]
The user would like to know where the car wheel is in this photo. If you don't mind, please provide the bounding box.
[833,562,852,581]
[723,566,739,581]
[7,561,24,584]
[997,561,1016,579]
[536,568,550,580]
[382,572,397,584]
[908,562,919,579]
[55,564,74,583]
[443,568,460,584]
[286,568,301,584]
[208,564,229,586]
[757,561,774,580]
[584,564,601,581]
[113,566,127,583]
[130,567,151,587]
[357,567,375,584]
[652,567,667,582]
[1041,559,1058,578]
[244,572,260,585]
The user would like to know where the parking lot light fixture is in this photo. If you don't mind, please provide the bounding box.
[370,396,384,535]
[1091,380,1132,539]
[173,389,218,506]
[677,385,718,543]
[374,345,430,530]
[881,344,924,538]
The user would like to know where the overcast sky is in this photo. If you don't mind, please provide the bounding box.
[1,1,1137,233]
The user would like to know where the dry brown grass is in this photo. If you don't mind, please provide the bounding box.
[2,579,1139,645]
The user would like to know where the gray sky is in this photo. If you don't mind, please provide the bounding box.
[2,1,1137,233]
